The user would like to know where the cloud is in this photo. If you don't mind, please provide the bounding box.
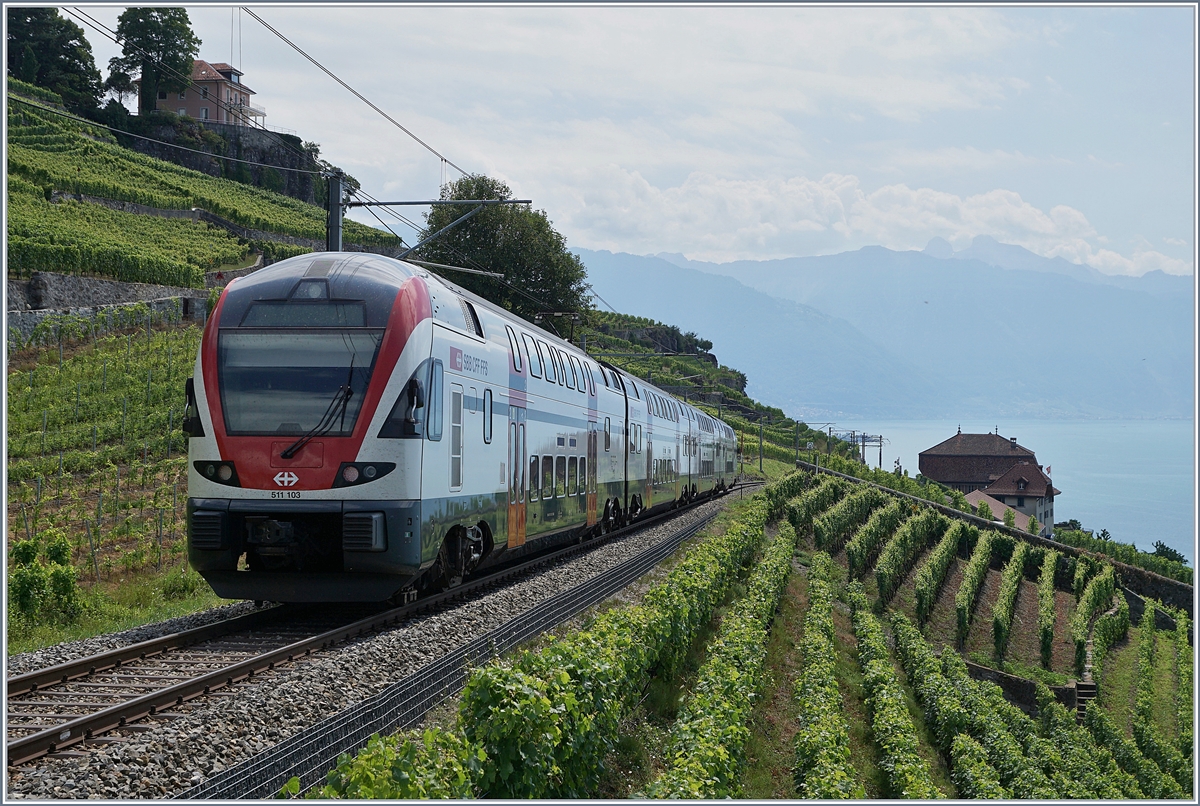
[550,170,1193,275]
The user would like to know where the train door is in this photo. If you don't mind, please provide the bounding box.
[586,422,599,526]
[675,433,681,501]
[645,434,653,509]
[507,406,527,548]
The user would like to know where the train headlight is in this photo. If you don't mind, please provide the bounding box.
[332,462,396,488]
[193,461,240,487]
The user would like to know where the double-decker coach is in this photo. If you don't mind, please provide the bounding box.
[185,252,737,602]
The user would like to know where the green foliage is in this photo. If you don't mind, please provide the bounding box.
[874,507,948,604]
[1037,550,1060,668]
[842,497,904,576]
[792,553,863,799]
[11,538,41,566]
[44,529,73,565]
[7,99,395,248]
[1056,528,1191,584]
[644,522,798,798]
[949,734,1010,799]
[915,521,972,625]
[991,542,1029,659]
[304,731,485,799]
[890,613,1057,798]
[816,484,892,554]
[1132,603,1193,792]
[5,10,102,113]
[1072,554,1095,599]
[158,564,205,600]
[110,7,201,116]
[955,531,996,644]
[786,476,848,535]
[419,174,591,321]
[1070,564,1115,675]
[1034,684,1140,797]
[1091,590,1129,684]
[1083,703,1183,798]
[1002,509,1016,529]
[846,584,941,799]
[975,500,993,521]
[7,178,245,286]
[1026,513,1040,534]
[459,489,785,797]
[1175,610,1193,760]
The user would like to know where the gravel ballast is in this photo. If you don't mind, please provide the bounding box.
[5,498,733,800]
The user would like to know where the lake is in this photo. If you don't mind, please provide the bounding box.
[833,418,1196,564]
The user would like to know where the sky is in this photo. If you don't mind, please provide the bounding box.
[67,4,1197,275]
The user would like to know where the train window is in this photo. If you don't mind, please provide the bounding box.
[585,363,596,395]
[379,360,431,439]
[630,424,636,454]
[467,386,478,414]
[483,389,493,443]
[567,457,577,496]
[529,456,540,501]
[562,351,575,390]
[571,356,584,393]
[241,301,365,327]
[538,341,557,384]
[555,456,567,497]
[579,457,587,495]
[598,364,609,388]
[431,291,472,332]
[450,385,463,488]
[604,417,611,451]
[426,360,443,441]
[628,380,640,400]
[553,348,566,386]
[542,456,554,499]
[522,334,542,378]
[505,326,522,372]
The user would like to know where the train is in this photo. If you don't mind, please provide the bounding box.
[184,251,740,602]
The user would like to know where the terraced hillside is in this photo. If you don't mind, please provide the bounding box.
[6,79,399,287]
[302,470,1193,798]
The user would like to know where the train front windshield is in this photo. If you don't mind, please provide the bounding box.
[218,330,384,436]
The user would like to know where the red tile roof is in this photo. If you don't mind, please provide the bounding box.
[191,59,255,94]
[984,461,1060,498]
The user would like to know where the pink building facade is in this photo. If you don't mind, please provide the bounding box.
[142,60,265,125]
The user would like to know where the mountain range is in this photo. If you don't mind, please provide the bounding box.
[575,238,1194,420]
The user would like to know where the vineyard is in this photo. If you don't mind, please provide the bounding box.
[294,470,1193,798]
[6,80,399,288]
[5,314,218,649]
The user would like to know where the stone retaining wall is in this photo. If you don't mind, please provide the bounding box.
[7,270,207,312]
[964,660,1077,715]
[7,296,208,345]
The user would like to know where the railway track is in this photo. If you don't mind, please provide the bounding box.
[6,482,757,767]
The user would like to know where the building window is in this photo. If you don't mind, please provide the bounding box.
[179,91,186,100]
[158,90,167,100]
[200,108,209,119]
[1017,496,1025,508]
[201,87,208,99]
[177,108,187,116]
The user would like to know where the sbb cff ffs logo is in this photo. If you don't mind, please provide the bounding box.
[274,471,299,487]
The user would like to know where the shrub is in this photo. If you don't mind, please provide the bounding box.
[44,531,73,565]
[992,542,1029,659]
[955,531,996,644]
[1083,702,1182,798]
[950,734,1010,799]
[9,563,49,614]
[1070,564,1115,675]
[812,485,887,553]
[874,507,948,604]
[11,538,40,566]
[302,730,485,799]
[844,497,904,577]
[159,564,206,600]
[1037,550,1060,668]
[914,521,973,625]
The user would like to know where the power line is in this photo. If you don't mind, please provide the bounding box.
[241,7,469,177]
[8,96,321,175]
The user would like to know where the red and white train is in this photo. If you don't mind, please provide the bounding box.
[185,252,739,602]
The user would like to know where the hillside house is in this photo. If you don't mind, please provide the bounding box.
[920,428,1058,537]
[139,60,265,125]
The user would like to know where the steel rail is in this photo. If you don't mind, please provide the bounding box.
[7,483,754,766]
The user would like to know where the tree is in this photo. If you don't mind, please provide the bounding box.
[1003,509,1016,529]
[109,7,201,116]
[1098,528,1111,541]
[103,57,136,106]
[6,8,102,113]
[1027,514,1040,534]
[417,175,591,324]
[1153,541,1188,566]
[976,500,993,521]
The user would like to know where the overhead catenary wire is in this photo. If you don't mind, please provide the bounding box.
[241,7,469,177]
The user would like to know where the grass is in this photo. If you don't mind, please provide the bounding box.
[741,561,807,798]
[7,562,229,656]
